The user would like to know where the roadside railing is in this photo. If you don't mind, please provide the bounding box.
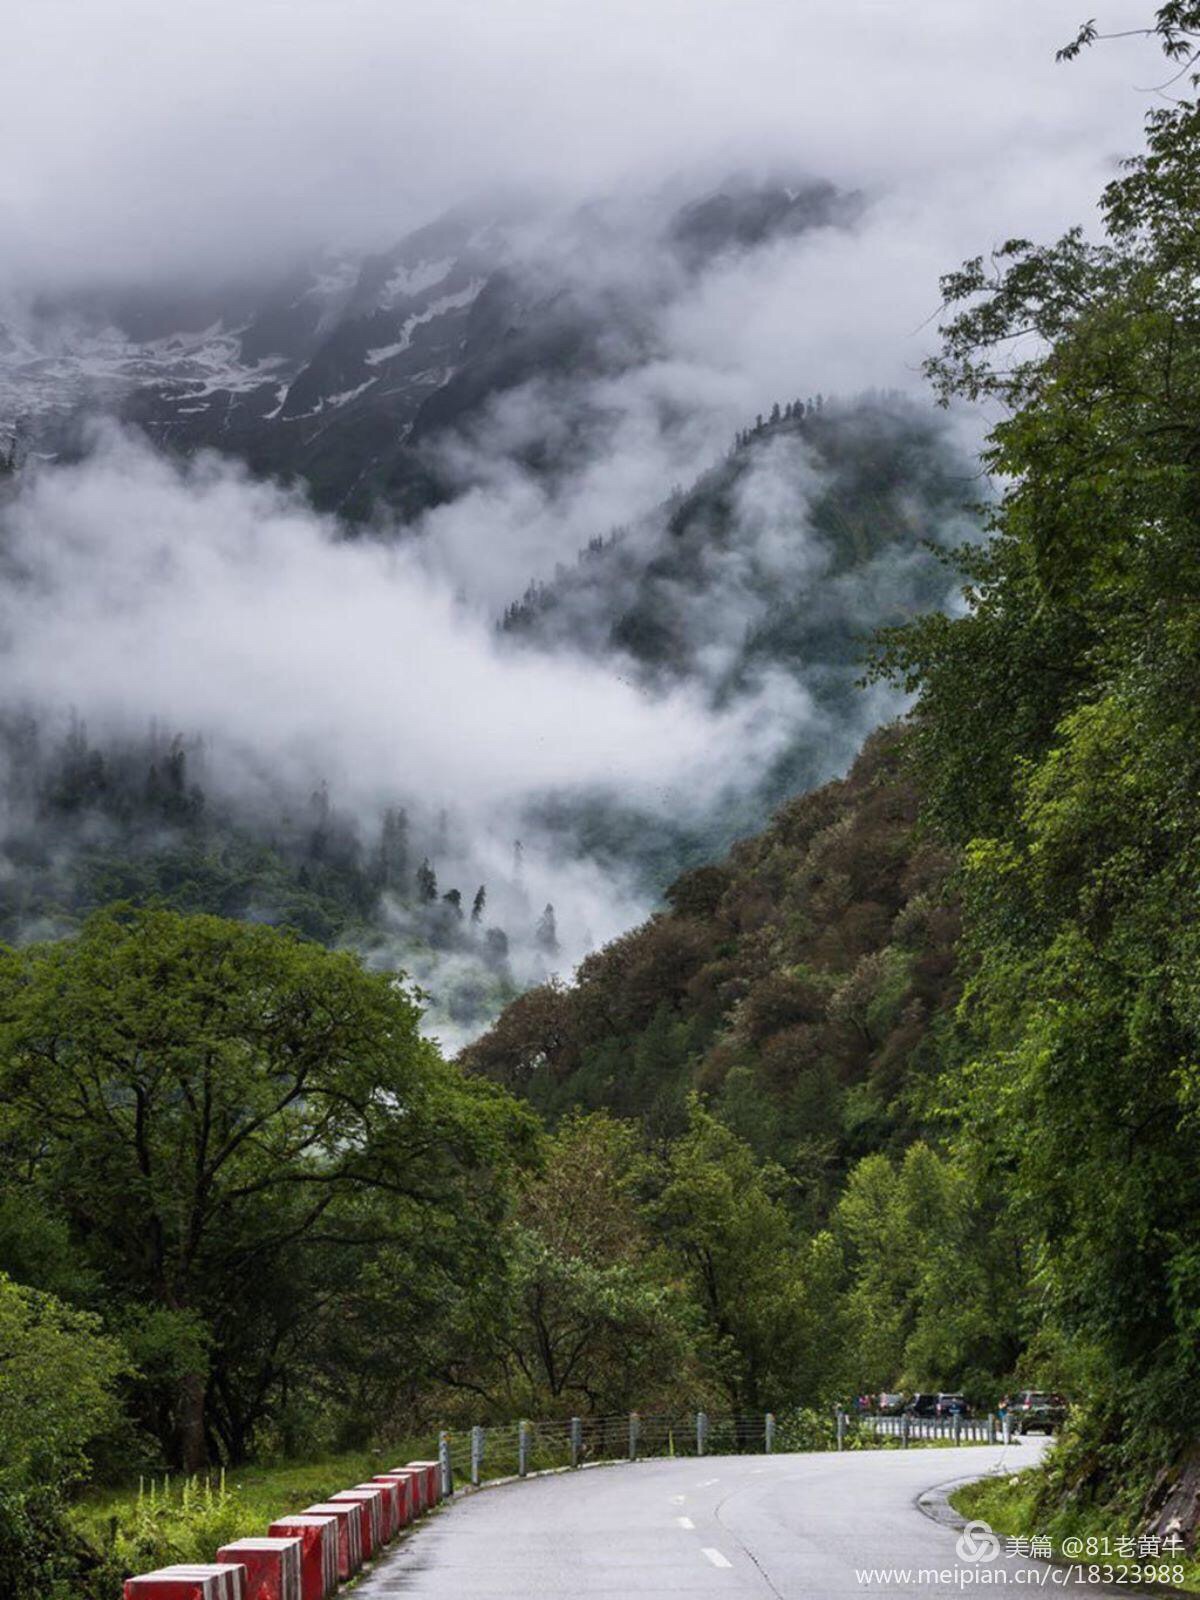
[122,1408,1006,1595]
[437,1411,778,1489]
[434,1406,1006,1494]
[858,1411,1007,1446]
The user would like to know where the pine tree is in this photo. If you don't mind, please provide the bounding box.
[417,858,438,902]
[471,885,487,923]
[535,903,559,956]
[378,806,410,891]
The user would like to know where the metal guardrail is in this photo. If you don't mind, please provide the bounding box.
[861,1412,1005,1445]
[436,1412,775,1491]
[432,1407,1006,1495]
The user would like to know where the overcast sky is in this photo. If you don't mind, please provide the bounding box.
[3,0,1158,289]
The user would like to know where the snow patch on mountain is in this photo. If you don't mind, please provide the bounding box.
[367,281,486,365]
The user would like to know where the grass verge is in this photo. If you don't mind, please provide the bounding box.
[951,1467,1200,1592]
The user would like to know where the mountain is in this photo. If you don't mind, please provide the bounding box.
[0,173,974,1046]
[0,177,857,518]
[463,725,961,1218]
[499,392,977,884]
[0,388,974,1041]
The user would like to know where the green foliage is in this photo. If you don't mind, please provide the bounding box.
[465,729,961,1214]
[650,1103,846,1410]
[834,1146,1022,1398]
[0,1275,127,1495]
[869,0,1200,1534]
[467,1114,697,1415]
[0,907,537,1470]
[0,1277,128,1599]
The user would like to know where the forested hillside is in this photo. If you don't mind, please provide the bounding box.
[464,728,960,1207]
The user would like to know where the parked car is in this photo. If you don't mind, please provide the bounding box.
[1010,1390,1068,1434]
[936,1393,970,1419]
[877,1392,906,1415]
[904,1393,939,1417]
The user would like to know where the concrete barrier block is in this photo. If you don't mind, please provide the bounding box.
[385,1465,428,1516]
[405,1460,440,1506]
[373,1471,416,1526]
[127,1566,246,1600]
[126,1578,225,1600]
[302,1502,363,1579]
[328,1488,383,1556]
[353,1481,397,1541]
[266,1515,338,1600]
[216,1538,301,1600]
[125,1579,226,1600]
[364,1476,401,1537]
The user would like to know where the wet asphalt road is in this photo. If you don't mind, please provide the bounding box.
[355,1438,1127,1598]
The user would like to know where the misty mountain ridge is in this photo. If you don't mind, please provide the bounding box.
[0,167,981,1046]
[0,174,857,518]
[0,382,973,1043]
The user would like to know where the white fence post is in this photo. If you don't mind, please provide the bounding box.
[570,1416,582,1468]
[518,1420,530,1477]
[470,1424,484,1486]
[629,1412,640,1461]
[765,1412,776,1454]
[696,1411,708,1456]
[438,1430,453,1496]
[836,1409,846,1451]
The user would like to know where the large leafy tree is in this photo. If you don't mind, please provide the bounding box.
[0,906,537,1469]
[873,0,1200,1495]
[650,1104,845,1411]
[458,1114,697,1415]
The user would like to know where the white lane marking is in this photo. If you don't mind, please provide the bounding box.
[677,1516,695,1529]
[698,1477,719,1486]
[670,1494,686,1504]
[703,1548,733,1568]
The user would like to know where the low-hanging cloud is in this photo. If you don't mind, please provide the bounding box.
[3,1,1157,291]
[0,429,807,816]
[0,426,835,1043]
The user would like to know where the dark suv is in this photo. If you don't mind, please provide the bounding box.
[1010,1390,1067,1434]
[936,1393,970,1418]
[904,1393,939,1417]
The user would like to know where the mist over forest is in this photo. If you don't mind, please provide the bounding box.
[0,157,996,1043]
[1,5,1147,1036]
[0,0,1141,1041]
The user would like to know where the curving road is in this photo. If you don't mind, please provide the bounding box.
[355,1438,1122,1597]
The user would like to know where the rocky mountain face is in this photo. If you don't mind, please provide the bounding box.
[0,178,856,517]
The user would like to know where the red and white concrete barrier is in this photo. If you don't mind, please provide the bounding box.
[384,1466,425,1516]
[126,1435,454,1596]
[404,1460,441,1508]
[301,1503,363,1580]
[216,1538,302,1600]
[352,1480,397,1541]
[372,1472,415,1527]
[126,1566,246,1600]
[327,1488,383,1558]
[265,1515,339,1600]
[364,1475,403,1536]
